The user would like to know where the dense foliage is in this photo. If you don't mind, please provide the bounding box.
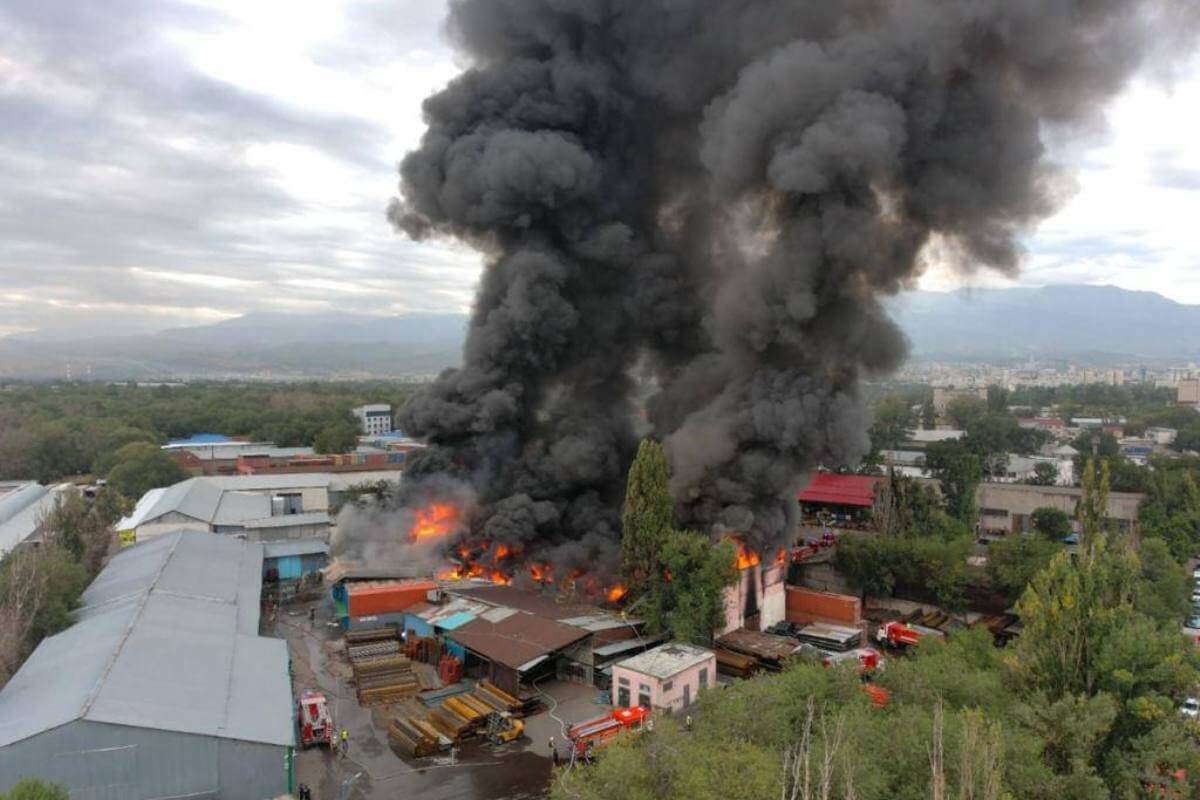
[0,381,418,483]
[563,462,1200,800]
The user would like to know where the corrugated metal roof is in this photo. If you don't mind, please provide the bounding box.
[415,597,487,627]
[613,643,714,680]
[438,611,476,631]
[262,539,330,559]
[446,611,590,671]
[0,484,70,555]
[592,634,668,659]
[797,473,879,508]
[242,511,331,529]
[0,531,291,749]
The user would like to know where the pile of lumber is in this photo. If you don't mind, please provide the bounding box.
[714,647,757,678]
[345,630,418,705]
[472,680,525,715]
[388,715,446,758]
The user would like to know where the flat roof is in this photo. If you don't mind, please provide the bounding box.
[613,643,714,680]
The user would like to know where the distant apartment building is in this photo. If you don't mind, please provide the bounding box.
[1178,380,1200,406]
[932,386,988,414]
[352,404,393,436]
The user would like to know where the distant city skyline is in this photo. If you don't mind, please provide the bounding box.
[2,0,1199,338]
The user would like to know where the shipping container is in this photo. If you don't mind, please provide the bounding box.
[785,587,862,626]
[347,580,438,617]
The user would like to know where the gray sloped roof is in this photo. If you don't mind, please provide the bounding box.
[0,484,70,555]
[0,531,292,749]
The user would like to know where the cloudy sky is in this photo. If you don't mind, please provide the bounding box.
[2,0,1199,338]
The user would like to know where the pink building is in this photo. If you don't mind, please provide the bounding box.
[611,643,716,712]
[719,561,786,635]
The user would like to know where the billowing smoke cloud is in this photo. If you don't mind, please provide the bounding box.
[383,0,1197,576]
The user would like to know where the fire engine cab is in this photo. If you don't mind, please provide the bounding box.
[297,690,334,749]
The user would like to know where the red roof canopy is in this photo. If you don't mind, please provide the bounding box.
[797,473,878,508]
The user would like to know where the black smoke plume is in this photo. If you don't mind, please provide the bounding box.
[384,0,1197,577]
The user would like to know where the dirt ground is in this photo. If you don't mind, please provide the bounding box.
[267,598,610,800]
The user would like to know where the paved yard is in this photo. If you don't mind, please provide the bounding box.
[268,600,610,800]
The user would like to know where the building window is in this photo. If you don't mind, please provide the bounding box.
[662,681,673,691]
[699,668,708,689]
[618,677,629,686]
[639,683,650,693]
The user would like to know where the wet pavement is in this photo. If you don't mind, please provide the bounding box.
[269,600,579,800]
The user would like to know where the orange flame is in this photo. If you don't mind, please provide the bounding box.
[494,544,511,560]
[775,549,787,566]
[411,503,460,540]
[733,540,760,570]
[529,563,553,583]
[606,584,627,603]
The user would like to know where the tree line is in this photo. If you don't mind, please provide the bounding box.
[0,380,418,485]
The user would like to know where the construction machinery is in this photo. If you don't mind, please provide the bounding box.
[485,712,524,745]
[297,690,334,749]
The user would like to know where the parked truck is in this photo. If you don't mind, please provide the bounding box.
[568,706,650,758]
[297,690,334,749]
[874,621,945,649]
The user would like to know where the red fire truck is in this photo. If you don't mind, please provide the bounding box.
[874,621,945,649]
[568,706,651,757]
[297,690,334,749]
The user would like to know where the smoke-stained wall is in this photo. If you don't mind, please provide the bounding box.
[384,0,1198,577]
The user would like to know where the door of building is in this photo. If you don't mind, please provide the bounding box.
[683,684,691,707]
[618,686,630,707]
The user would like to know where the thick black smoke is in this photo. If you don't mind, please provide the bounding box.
[387,0,1197,575]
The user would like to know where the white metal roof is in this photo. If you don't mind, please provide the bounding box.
[0,531,292,749]
[613,643,715,680]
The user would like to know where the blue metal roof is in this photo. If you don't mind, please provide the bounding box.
[166,433,234,445]
[438,611,476,631]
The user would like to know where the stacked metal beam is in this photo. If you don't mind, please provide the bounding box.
[344,629,418,705]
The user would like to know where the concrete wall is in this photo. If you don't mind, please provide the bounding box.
[785,587,861,626]
[612,655,715,713]
[0,720,288,800]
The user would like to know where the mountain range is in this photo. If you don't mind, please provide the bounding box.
[0,285,1195,380]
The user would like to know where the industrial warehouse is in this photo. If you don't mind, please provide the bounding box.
[0,531,294,800]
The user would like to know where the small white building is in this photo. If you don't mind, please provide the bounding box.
[1145,427,1178,446]
[352,404,394,436]
[611,643,716,712]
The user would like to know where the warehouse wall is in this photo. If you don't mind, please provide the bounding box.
[0,721,288,800]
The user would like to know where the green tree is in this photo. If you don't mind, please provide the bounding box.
[986,534,1062,602]
[104,442,188,500]
[621,439,674,596]
[920,401,937,430]
[946,396,988,430]
[986,385,1009,412]
[648,532,737,644]
[313,419,359,454]
[924,441,981,525]
[869,396,914,452]
[1027,461,1058,486]
[1030,507,1072,541]
[0,778,71,800]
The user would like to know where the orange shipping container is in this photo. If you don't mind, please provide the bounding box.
[785,586,861,626]
[347,580,437,617]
